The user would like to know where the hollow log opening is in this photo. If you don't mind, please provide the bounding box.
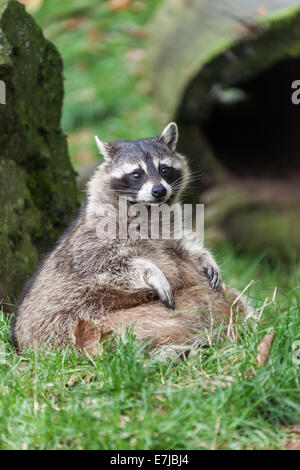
[201,58,300,180]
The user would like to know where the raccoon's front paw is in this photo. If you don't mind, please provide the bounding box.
[145,266,175,310]
[203,264,221,290]
[200,253,221,290]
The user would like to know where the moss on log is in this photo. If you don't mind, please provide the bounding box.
[0,0,78,304]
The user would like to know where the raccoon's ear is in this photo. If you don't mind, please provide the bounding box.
[95,136,114,162]
[159,122,178,151]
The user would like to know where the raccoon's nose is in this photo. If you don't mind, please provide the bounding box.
[151,184,167,199]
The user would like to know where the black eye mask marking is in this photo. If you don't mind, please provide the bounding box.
[111,170,146,196]
[160,166,182,187]
[144,153,183,188]
[129,168,144,182]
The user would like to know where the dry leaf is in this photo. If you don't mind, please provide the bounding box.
[256,331,274,367]
[290,425,300,435]
[70,318,103,359]
[281,425,300,449]
[70,319,113,360]
[281,438,300,450]
[107,0,131,12]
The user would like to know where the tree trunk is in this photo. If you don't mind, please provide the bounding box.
[0,0,78,305]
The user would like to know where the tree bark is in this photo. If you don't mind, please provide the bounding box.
[0,0,78,304]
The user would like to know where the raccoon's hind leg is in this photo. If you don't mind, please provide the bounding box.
[100,282,248,354]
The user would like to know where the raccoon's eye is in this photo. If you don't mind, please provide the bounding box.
[160,166,170,176]
[131,171,142,181]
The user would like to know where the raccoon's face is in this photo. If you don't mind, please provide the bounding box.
[95,123,189,204]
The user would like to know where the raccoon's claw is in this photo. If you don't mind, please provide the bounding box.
[204,266,221,290]
[154,279,175,310]
[145,265,175,310]
[159,289,175,310]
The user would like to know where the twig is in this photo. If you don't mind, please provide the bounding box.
[227,280,254,340]
[256,287,277,322]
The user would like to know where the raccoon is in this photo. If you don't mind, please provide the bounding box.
[12,123,246,353]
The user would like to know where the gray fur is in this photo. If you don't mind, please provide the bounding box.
[12,123,228,352]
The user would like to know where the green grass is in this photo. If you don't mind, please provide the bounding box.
[32,0,163,169]
[1,246,300,450]
[5,1,299,450]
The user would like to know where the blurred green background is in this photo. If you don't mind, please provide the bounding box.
[24,0,163,171]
